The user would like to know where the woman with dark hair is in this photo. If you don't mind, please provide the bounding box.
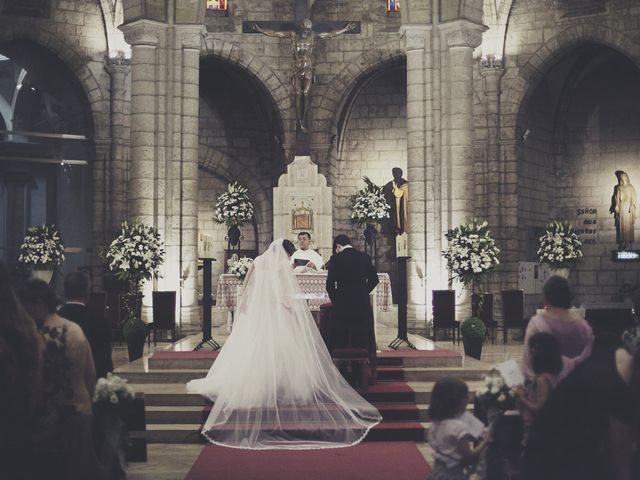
[0,262,43,478]
[522,276,593,380]
[17,279,102,479]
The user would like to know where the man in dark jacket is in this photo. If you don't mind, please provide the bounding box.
[58,271,113,379]
[326,235,379,373]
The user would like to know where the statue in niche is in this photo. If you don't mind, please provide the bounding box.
[252,19,356,132]
[383,167,409,235]
[609,170,637,250]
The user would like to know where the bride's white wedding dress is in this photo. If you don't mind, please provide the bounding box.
[186,239,382,450]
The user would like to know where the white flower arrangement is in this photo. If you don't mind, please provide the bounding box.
[104,221,165,286]
[537,220,582,268]
[214,182,255,227]
[93,373,135,405]
[351,177,391,226]
[442,219,500,288]
[475,369,514,406]
[18,225,65,268]
[227,256,253,279]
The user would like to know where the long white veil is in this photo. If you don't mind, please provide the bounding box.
[187,239,381,449]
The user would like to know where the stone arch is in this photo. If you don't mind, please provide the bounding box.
[0,28,110,143]
[315,42,406,182]
[201,38,294,152]
[199,145,273,253]
[502,24,640,138]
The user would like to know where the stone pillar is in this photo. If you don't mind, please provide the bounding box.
[479,62,506,290]
[443,22,485,226]
[119,20,166,226]
[402,25,431,325]
[105,56,131,235]
[175,27,204,326]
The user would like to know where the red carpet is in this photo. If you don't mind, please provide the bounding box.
[185,442,430,480]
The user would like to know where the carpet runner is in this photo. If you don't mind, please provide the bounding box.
[185,441,431,480]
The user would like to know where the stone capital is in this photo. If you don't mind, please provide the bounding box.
[119,19,167,47]
[441,20,487,49]
[174,25,206,51]
[399,25,431,51]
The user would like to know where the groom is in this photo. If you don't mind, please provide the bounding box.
[326,235,379,376]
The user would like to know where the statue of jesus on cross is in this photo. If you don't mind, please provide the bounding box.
[252,19,356,133]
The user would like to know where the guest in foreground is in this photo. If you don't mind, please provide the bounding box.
[522,275,593,380]
[187,239,381,449]
[326,234,379,375]
[514,332,562,446]
[18,279,103,480]
[290,231,324,271]
[427,377,491,480]
[0,262,43,479]
[59,271,113,379]
[523,326,640,480]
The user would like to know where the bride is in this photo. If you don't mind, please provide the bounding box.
[187,239,382,450]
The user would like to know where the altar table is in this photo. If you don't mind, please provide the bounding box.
[215,272,392,312]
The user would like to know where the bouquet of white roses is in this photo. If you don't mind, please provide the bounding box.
[537,220,582,268]
[227,256,253,279]
[475,369,515,416]
[214,182,255,227]
[351,177,391,226]
[442,219,500,287]
[18,225,65,268]
[93,373,135,406]
[104,221,165,285]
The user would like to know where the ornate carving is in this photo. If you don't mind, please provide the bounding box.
[105,50,131,67]
[445,27,484,49]
[400,26,430,51]
[119,21,165,47]
[292,201,314,231]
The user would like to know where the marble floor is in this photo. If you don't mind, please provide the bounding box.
[116,333,524,480]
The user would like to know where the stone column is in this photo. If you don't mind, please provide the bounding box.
[175,26,204,326]
[105,56,131,235]
[443,22,485,226]
[119,20,166,226]
[402,25,431,325]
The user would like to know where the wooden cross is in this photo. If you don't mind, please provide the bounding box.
[243,0,360,156]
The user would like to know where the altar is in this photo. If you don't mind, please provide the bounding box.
[215,272,393,331]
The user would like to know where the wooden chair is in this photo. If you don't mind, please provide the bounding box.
[147,291,177,346]
[432,290,460,343]
[501,290,526,344]
[472,293,498,343]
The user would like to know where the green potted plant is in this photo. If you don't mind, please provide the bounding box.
[460,317,486,360]
[122,313,148,362]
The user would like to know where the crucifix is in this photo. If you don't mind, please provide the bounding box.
[243,0,360,156]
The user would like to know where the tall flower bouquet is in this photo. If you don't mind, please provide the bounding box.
[350,177,391,226]
[442,219,500,290]
[537,220,582,269]
[214,182,255,227]
[104,221,165,291]
[18,225,65,268]
[227,256,253,279]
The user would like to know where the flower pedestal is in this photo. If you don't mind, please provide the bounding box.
[550,267,570,279]
[31,269,54,283]
[227,225,242,249]
[362,224,378,266]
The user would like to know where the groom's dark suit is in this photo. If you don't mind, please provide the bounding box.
[326,247,379,351]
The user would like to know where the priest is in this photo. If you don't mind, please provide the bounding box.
[291,231,325,271]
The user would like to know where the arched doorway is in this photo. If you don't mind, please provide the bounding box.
[516,44,640,302]
[0,40,94,276]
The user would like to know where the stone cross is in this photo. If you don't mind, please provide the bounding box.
[243,0,360,155]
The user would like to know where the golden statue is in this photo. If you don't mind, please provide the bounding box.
[384,167,409,235]
[610,170,637,250]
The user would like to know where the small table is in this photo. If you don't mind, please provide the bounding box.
[215,272,392,331]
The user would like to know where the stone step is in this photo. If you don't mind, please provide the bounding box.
[129,381,486,407]
[117,365,485,384]
[145,421,430,444]
[145,402,432,424]
[146,349,463,370]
